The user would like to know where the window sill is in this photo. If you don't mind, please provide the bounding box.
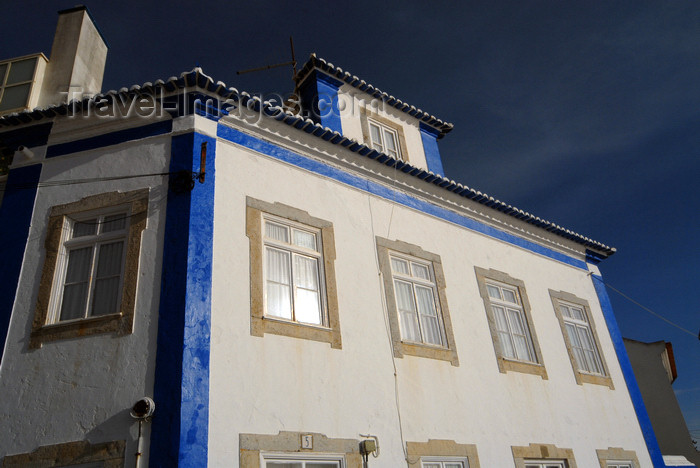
[400,341,459,367]
[577,371,614,389]
[498,357,548,379]
[29,312,129,349]
[251,315,341,349]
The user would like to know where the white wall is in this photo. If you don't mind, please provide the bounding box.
[207,119,653,467]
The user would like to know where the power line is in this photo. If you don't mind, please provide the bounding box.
[593,275,698,339]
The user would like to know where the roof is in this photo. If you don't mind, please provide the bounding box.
[296,54,454,139]
[0,68,616,257]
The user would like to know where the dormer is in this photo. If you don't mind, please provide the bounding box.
[296,55,453,175]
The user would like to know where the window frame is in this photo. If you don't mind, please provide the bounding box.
[421,457,469,468]
[261,452,345,467]
[376,237,459,366]
[246,197,342,349]
[406,440,480,468]
[511,444,577,468]
[359,107,409,162]
[549,290,613,389]
[30,190,148,349]
[596,447,639,468]
[0,55,40,114]
[475,267,547,378]
[367,118,402,160]
[240,431,361,468]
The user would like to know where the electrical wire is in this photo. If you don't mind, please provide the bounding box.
[592,275,698,339]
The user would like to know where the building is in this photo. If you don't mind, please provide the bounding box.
[0,7,692,468]
[624,339,700,467]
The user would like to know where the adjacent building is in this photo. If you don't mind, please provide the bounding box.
[0,7,692,468]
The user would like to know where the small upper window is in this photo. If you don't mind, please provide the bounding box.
[51,211,129,322]
[390,253,444,346]
[368,119,401,160]
[0,57,37,112]
[485,280,537,363]
[263,215,326,326]
[524,462,566,468]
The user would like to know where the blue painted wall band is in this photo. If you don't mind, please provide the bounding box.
[419,122,445,176]
[151,131,214,467]
[592,274,666,468]
[216,124,588,270]
[0,121,53,151]
[0,164,41,365]
[46,120,172,158]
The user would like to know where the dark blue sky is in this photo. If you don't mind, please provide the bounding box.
[2,0,698,440]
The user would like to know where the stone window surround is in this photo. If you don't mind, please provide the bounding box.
[360,106,410,163]
[240,431,362,468]
[596,447,640,468]
[549,289,614,389]
[2,439,125,467]
[246,197,342,349]
[474,267,547,379]
[406,439,481,468]
[376,236,459,366]
[30,189,149,349]
[511,443,577,468]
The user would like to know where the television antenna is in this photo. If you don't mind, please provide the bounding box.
[236,36,299,94]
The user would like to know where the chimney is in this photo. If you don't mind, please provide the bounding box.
[39,6,108,107]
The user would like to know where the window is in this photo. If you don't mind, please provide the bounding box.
[30,190,148,348]
[475,268,546,378]
[246,197,342,348]
[368,119,401,159]
[606,463,632,468]
[406,440,480,468]
[264,216,325,325]
[376,237,459,366]
[240,431,361,468]
[359,107,409,162]
[550,290,612,388]
[390,253,444,346]
[0,56,37,113]
[511,444,576,468]
[422,459,469,468]
[263,454,344,467]
[596,447,639,468]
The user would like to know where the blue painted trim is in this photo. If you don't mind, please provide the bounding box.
[0,164,41,365]
[151,132,214,467]
[419,122,445,176]
[46,120,172,158]
[592,274,666,468]
[585,249,606,264]
[217,125,587,270]
[315,75,343,134]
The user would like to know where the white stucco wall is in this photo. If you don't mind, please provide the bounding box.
[0,117,172,465]
[206,118,654,467]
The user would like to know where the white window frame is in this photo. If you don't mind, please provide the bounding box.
[0,56,38,113]
[559,300,605,375]
[262,214,328,327]
[49,206,131,323]
[421,457,470,468]
[606,462,633,468]
[368,118,402,160]
[389,252,446,347]
[523,461,566,468]
[485,280,537,363]
[261,452,345,467]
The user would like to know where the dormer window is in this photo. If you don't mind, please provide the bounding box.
[368,119,401,160]
[0,57,38,113]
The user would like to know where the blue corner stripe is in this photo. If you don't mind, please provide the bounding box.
[419,122,445,176]
[46,120,172,158]
[151,131,213,467]
[0,164,41,365]
[592,274,666,468]
[315,75,343,135]
[217,125,587,270]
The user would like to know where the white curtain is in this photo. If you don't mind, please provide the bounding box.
[416,285,441,345]
[294,255,321,324]
[92,241,124,316]
[266,247,292,319]
[395,280,420,342]
[60,246,93,320]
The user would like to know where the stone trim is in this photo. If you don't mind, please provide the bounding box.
[246,197,342,349]
[360,106,410,163]
[30,189,149,348]
[474,267,547,379]
[239,431,361,468]
[2,439,125,467]
[511,443,577,468]
[549,290,614,389]
[376,237,459,366]
[596,447,640,468]
[406,439,480,468]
